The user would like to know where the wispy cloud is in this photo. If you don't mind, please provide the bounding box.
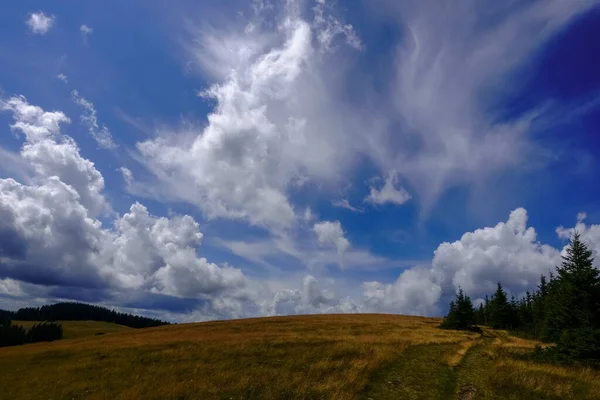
[120,167,133,185]
[332,198,363,212]
[366,0,600,210]
[80,24,93,45]
[72,90,116,149]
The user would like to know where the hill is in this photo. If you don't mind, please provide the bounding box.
[12,320,132,340]
[1,314,599,399]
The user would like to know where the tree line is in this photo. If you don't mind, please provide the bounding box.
[0,319,63,348]
[1,302,170,329]
[441,232,600,363]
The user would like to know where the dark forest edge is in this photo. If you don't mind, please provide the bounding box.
[0,302,170,348]
[440,232,600,366]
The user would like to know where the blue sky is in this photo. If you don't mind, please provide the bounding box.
[0,0,599,321]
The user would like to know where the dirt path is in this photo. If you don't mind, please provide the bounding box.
[362,328,600,400]
[361,331,498,400]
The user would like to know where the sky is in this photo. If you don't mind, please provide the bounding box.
[0,0,599,322]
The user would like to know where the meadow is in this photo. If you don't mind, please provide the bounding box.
[1,314,599,399]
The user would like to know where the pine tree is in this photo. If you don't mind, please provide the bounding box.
[489,282,511,329]
[542,233,600,359]
[441,288,477,331]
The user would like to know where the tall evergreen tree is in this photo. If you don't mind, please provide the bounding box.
[441,288,477,331]
[542,233,600,359]
[489,282,511,329]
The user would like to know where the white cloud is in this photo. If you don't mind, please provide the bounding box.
[71,90,117,149]
[363,268,441,316]
[80,24,93,36]
[313,0,364,52]
[364,172,411,206]
[57,74,68,83]
[556,213,600,267]
[133,0,589,236]
[313,220,350,260]
[431,208,561,298]
[365,0,600,210]
[1,96,109,216]
[0,279,24,297]
[72,90,116,149]
[1,95,69,142]
[120,167,133,185]
[138,1,365,233]
[26,12,55,35]
[363,208,564,315]
[262,275,358,316]
[0,97,250,311]
[332,198,363,212]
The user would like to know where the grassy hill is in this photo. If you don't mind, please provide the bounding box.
[12,320,132,340]
[1,314,599,399]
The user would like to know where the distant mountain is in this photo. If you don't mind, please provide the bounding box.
[1,302,169,329]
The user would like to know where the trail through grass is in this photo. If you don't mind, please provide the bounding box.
[360,343,459,399]
[362,328,600,400]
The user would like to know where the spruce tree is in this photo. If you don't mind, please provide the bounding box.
[441,288,477,331]
[489,282,511,329]
[543,232,600,360]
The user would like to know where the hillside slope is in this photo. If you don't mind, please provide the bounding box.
[1,314,599,400]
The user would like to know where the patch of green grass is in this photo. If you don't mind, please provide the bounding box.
[361,343,459,400]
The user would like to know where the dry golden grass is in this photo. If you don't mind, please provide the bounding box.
[0,314,470,400]
[1,315,599,399]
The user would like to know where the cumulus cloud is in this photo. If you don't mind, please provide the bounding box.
[363,208,563,315]
[137,0,366,233]
[1,96,109,216]
[431,208,561,298]
[313,220,350,260]
[262,275,358,316]
[0,97,250,313]
[364,172,411,206]
[57,74,68,83]
[26,12,55,35]
[72,90,116,149]
[556,213,600,267]
[363,268,442,316]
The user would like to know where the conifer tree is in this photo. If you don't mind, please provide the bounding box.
[542,233,600,359]
[489,282,511,329]
[441,288,477,331]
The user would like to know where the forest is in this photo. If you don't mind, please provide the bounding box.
[441,232,600,364]
[0,302,169,347]
[0,319,63,347]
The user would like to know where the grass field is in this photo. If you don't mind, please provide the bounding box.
[12,320,132,339]
[1,314,599,399]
